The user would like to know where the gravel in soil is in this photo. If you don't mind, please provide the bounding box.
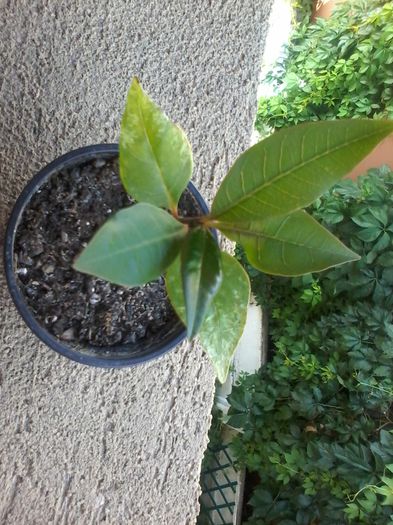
[14,157,201,347]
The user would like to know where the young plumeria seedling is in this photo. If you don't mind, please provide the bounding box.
[74,77,393,382]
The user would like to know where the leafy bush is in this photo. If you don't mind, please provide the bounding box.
[256,1,393,134]
[229,166,393,524]
[291,0,314,25]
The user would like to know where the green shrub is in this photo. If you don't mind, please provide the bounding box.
[256,1,393,135]
[291,0,314,25]
[229,166,393,524]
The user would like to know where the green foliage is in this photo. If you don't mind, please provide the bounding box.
[74,78,393,382]
[291,0,313,26]
[166,253,250,383]
[73,203,187,286]
[256,1,393,134]
[200,407,225,470]
[119,78,193,211]
[197,407,225,525]
[223,209,358,276]
[180,228,222,339]
[229,167,393,524]
[212,120,393,223]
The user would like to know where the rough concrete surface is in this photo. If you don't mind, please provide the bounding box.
[0,1,273,523]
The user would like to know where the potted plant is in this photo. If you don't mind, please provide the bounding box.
[4,77,393,381]
[4,143,209,368]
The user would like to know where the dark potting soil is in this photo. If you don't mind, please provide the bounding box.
[14,157,201,347]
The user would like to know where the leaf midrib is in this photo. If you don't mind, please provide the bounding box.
[137,94,175,208]
[80,229,185,264]
[218,221,353,256]
[212,127,387,218]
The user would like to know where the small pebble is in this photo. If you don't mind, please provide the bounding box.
[45,315,58,324]
[61,232,69,243]
[94,159,106,168]
[30,241,43,256]
[113,331,123,344]
[42,263,55,274]
[61,327,75,341]
[19,254,33,266]
[89,293,101,305]
[16,268,28,276]
[26,286,38,298]
[45,291,55,302]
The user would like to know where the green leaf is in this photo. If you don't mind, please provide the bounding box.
[166,252,250,382]
[356,227,381,242]
[334,443,373,474]
[211,119,393,222]
[352,213,381,228]
[374,365,391,377]
[373,232,391,252]
[73,203,187,286]
[370,206,389,226]
[119,78,192,210]
[216,210,359,276]
[359,490,377,512]
[345,503,361,520]
[180,228,222,339]
[380,430,393,450]
[377,252,393,267]
[382,267,393,284]
[376,479,393,506]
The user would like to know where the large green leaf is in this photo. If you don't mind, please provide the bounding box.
[181,228,222,339]
[73,203,187,286]
[211,120,393,222]
[166,252,250,383]
[120,78,193,210]
[217,210,359,276]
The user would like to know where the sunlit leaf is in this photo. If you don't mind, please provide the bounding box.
[120,78,192,210]
[216,210,359,276]
[211,120,393,222]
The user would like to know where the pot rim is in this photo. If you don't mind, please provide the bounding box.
[4,144,212,368]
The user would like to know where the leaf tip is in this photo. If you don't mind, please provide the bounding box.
[72,252,87,274]
[217,369,229,384]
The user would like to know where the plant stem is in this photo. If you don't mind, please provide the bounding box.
[178,215,209,227]
[347,484,380,503]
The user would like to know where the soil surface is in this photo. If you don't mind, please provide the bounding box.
[14,157,200,347]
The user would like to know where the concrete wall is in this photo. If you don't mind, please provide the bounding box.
[0,1,273,523]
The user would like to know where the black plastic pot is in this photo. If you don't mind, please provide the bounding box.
[4,144,210,368]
